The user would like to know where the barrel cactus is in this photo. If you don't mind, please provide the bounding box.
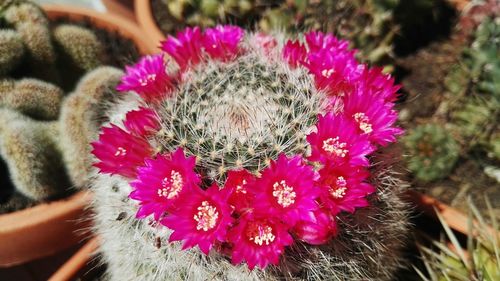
[91,27,408,280]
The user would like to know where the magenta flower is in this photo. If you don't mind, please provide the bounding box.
[293,208,338,245]
[224,169,256,214]
[202,25,244,61]
[161,183,233,254]
[124,107,161,136]
[307,113,374,166]
[318,163,375,214]
[249,154,320,226]
[228,213,293,270]
[160,27,203,70]
[116,54,173,102]
[342,89,403,146]
[304,31,350,53]
[305,47,361,95]
[129,148,200,220]
[92,125,153,178]
[360,67,401,103]
[251,32,277,54]
[282,39,307,67]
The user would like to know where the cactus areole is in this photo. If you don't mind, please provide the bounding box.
[92,26,403,270]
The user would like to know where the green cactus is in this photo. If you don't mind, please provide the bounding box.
[92,35,410,280]
[52,24,103,71]
[0,108,71,201]
[59,66,124,188]
[0,191,34,214]
[416,199,500,281]
[404,124,460,183]
[0,78,64,120]
[0,29,25,75]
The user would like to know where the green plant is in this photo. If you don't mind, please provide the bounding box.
[0,108,70,201]
[0,78,64,120]
[59,66,124,188]
[404,124,460,183]
[416,199,500,281]
[0,29,24,75]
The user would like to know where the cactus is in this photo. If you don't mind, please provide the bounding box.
[416,198,500,281]
[404,124,460,183]
[91,27,408,280]
[0,78,64,120]
[52,24,103,71]
[0,191,34,214]
[0,29,25,75]
[0,108,70,201]
[59,66,124,189]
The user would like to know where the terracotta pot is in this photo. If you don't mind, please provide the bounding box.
[0,192,92,267]
[44,4,157,55]
[134,0,165,48]
[48,237,99,281]
[102,0,136,23]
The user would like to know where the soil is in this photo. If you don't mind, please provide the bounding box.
[396,1,500,219]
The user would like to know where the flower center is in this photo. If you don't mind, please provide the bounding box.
[246,222,276,246]
[329,176,347,199]
[272,180,296,207]
[322,137,348,157]
[321,68,334,78]
[114,147,127,157]
[157,170,183,199]
[236,179,247,194]
[353,112,373,134]
[193,201,219,231]
[139,74,157,86]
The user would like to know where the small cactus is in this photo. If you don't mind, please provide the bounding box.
[52,24,103,71]
[59,66,124,188]
[0,29,25,75]
[0,78,64,120]
[91,27,408,280]
[0,108,70,201]
[404,124,460,183]
[416,198,500,281]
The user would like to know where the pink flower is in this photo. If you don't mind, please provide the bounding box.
[202,25,244,61]
[228,213,293,270]
[92,124,153,178]
[307,113,374,166]
[305,47,361,95]
[359,67,401,103]
[116,54,173,102]
[318,163,375,214]
[293,208,337,245]
[304,31,350,53]
[249,154,320,226]
[250,32,277,54]
[161,183,233,254]
[282,39,307,67]
[160,27,203,70]
[129,148,200,220]
[342,89,403,146]
[124,107,161,136]
[225,169,256,213]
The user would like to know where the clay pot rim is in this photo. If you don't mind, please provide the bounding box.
[134,0,165,50]
[44,4,157,55]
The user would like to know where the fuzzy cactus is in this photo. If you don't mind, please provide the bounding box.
[59,66,124,188]
[404,124,460,183]
[0,108,70,201]
[52,24,103,71]
[417,199,500,281]
[3,1,56,65]
[91,27,408,280]
[0,78,64,120]
[0,29,25,75]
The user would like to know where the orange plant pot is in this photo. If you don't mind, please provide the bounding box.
[134,0,165,49]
